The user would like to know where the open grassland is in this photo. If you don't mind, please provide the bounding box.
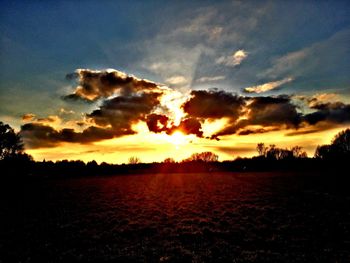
[1,172,350,262]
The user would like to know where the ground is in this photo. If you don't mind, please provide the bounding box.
[1,172,350,262]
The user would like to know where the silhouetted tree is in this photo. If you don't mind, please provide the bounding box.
[128,156,141,164]
[314,145,332,159]
[256,143,307,160]
[87,160,98,168]
[256,143,267,157]
[163,158,175,163]
[0,122,24,159]
[332,129,350,154]
[314,129,350,159]
[184,151,219,162]
[290,146,308,158]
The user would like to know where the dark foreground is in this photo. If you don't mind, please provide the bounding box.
[1,172,350,262]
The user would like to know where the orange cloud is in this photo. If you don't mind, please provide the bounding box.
[243,77,293,93]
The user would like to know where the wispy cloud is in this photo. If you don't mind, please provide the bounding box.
[196,75,225,83]
[216,50,248,67]
[165,75,188,86]
[262,29,350,84]
[243,77,293,94]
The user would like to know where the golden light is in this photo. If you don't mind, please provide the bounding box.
[159,89,188,125]
[167,131,188,146]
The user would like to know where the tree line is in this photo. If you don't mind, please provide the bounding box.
[0,121,349,176]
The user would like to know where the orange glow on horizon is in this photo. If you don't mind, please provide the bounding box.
[24,124,350,164]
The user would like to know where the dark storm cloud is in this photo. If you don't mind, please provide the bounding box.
[211,95,301,138]
[146,114,203,137]
[175,118,203,137]
[182,90,303,138]
[237,127,280,136]
[88,92,162,129]
[182,89,246,119]
[303,102,350,125]
[296,94,350,127]
[20,65,350,148]
[285,129,323,136]
[21,90,165,148]
[209,92,350,138]
[245,96,302,128]
[20,68,173,148]
[20,123,117,149]
[64,69,162,102]
[146,114,169,133]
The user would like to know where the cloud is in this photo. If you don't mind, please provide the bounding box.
[87,92,163,131]
[303,101,350,125]
[22,114,61,125]
[165,75,188,86]
[21,91,166,148]
[20,123,116,149]
[196,75,225,83]
[298,93,340,108]
[205,91,350,138]
[22,69,169,148]
[262,29,350,91]
[22,113,36,122]
[285,128,323,136]
[36,115,61,124]
[146,114,169,133]
[209,146,254,156]
[175,117,203,137]
[237,127,280,136]
[245,96,302,127]
[292,93,350,127]
[212,95,302,137]
[146,113,203,137]
[181,90,305,138]
[216,49,248,67]
[243,77,293,93]
[59,108,75,115]
[20,66,350,149]
[263,50,307,79]
[64,69,163,102]
[182,89,246,119]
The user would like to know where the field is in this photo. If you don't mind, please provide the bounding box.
[1,172,350,262]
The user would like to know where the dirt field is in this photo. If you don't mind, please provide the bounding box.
[1,172,350,262]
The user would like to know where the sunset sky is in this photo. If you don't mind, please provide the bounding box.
[1,1,350,163]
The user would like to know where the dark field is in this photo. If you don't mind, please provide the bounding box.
[1,172,350,262]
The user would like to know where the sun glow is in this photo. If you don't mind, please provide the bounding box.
[159,89,188,125]
[167,131,188,146]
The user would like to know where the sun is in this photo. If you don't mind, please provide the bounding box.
[167,131,189,147]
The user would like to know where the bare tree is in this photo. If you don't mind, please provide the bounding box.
[184,152,219,162]
[291,146,307,158]
[257,143,307,160]
[128,156,141,164]
[256,143,267,157]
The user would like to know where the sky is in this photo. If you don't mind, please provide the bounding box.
[0,0,350,163]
